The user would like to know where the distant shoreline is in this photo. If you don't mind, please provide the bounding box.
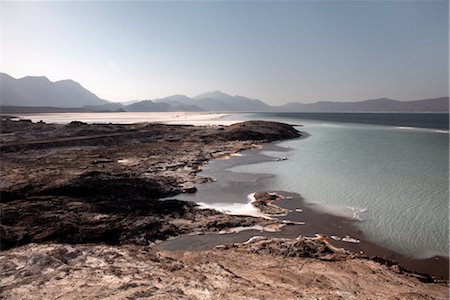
[3,111,232,126]
[2,111,448,131]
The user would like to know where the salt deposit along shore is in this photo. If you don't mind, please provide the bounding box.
[0,116,448,299]
[13,111,234,125]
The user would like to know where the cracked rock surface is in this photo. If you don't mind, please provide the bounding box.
[1,240,448,299]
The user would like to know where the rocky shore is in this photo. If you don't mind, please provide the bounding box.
[1,116,448,299]
[0,117,299,250]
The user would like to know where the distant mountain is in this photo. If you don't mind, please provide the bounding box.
[121,100,142,106]
[193,91,235,101]
[278,97,449,112]
[153,95,204,112]
[1,73,447,113]
[83,102,126,112]
[153,91,271,112]
[192,91,272,112]
[156,94,196,106]
[125,98,204,112]
[0,73,108,107]
[125,100,172,112]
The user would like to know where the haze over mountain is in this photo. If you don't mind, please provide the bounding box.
[0,73,448,113]
[278,97,449,113]
[155,91,271,112]
[0,73,107,108]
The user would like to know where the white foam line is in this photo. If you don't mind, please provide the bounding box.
[433,129,449,134]
[310,203,368,221]
[396,126,449,134]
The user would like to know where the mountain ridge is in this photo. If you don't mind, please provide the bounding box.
[0,73,108,108]
[1,73,448,112]
[280,97,449,112]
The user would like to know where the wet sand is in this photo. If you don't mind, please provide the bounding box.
[156,143,449,279]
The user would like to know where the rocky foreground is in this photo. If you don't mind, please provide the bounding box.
[0,117,299,250]
[0,117,448,299]
[1,237,448,299]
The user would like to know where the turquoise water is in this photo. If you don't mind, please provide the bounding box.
[229,114,449,258]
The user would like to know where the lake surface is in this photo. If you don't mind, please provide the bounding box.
[224,113,449,258]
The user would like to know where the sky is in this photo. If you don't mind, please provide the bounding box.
[1,1,448,104]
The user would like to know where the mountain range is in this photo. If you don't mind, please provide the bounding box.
[1,73,448,113]
[0,73,108,108]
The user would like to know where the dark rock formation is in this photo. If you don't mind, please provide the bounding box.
[0,119,301,250]
[223,121,300,141]
[252,192,289,216]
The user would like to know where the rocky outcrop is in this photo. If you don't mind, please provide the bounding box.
[223,121,300,141]
[0,118,301,250]
[221,235,348,260]
[252,192,290,216]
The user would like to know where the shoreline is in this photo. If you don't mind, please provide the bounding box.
[276,191,449,279]
[1,117,448,298]
[0,118,448,299]
[0,117,301,250]
[160,141,449,279]
[157,190,449,280]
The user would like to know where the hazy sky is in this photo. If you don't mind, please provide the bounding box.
[2,1,448,104]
